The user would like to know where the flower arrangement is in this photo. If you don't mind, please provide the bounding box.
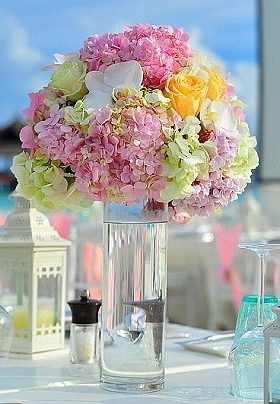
[11,24,258,221]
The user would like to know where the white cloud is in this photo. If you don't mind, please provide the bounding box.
[0,10,44,67]
[70,0,256,56]
[109,20,131,33]
[21,74,48,93]
[231,62,259,134]
[188,26,226,69]
[189,26,258,134]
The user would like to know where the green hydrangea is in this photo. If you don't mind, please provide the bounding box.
[64,100,91,129]
[143,89,171,106]
[11,151,92,211]
[50,60,87,102]
[160,117,212,202]
[224,133,259,182]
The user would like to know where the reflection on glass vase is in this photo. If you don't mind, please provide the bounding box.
[100,199,168,393]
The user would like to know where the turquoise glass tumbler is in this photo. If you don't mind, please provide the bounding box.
[229,295,278,397]
[234,295,278,340]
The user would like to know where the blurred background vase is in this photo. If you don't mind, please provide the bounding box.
[100,199,168,393]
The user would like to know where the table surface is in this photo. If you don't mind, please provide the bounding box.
[0,325,257,403]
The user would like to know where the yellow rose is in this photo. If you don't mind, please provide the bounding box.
[164,70,207,118]
[206,69,226,101]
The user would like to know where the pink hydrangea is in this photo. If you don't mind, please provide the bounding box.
[169,132,246,218]
[20,90,54,153]
[224,81,234,101]
[80,24,192,88]
[75,160,111,201]
[208,131,238,172]
[168,131,242,220]
[168,203,192,224]
[75,105,166,202]
[23,91,45,122]
[232,105,246,121]
[19,125,39,152]
[33,104,85,167]
[14,23,258,223]
[173,176,246,218]
[23,87,61,126]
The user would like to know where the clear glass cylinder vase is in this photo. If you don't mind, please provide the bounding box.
[100,199,168,393]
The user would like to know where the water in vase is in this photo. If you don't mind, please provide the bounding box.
[101,213,167,392]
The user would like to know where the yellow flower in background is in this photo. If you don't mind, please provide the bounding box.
[164,69,207,118]
[206,69,226,101]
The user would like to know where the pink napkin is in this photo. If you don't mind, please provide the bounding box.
[83,242,102,300]
[214,223,244,312]
[49,213,71,239]
[0,213,7,226]
[273,262,280,296]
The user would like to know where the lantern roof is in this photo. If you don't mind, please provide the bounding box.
[0,193,71,247]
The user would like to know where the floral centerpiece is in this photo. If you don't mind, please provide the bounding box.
[11,24,258,221]
[10,24,260,393]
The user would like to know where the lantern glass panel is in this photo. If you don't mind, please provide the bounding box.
[0,265,29,331]
[37,270,62,331]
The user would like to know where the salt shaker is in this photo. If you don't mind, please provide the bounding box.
[67,290,101,367]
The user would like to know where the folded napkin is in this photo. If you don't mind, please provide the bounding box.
[179,337,233,358]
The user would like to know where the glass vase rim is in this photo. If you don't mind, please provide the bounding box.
[103,199,168,224]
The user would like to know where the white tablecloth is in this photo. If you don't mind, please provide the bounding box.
[0,325,258,403]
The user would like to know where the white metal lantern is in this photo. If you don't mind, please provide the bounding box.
[264,305,280,404]
[0,193,70,357]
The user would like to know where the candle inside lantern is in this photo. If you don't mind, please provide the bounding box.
[12,305,54,330]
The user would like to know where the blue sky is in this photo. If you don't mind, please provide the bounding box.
[0,0,258,133]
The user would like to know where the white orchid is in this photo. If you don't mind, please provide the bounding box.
[42,52,80,71]
[83,60,143,112]
[200,99,238,136]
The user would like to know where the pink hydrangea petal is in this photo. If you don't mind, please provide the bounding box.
[80,24,193,89]
[19,125,38,150]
